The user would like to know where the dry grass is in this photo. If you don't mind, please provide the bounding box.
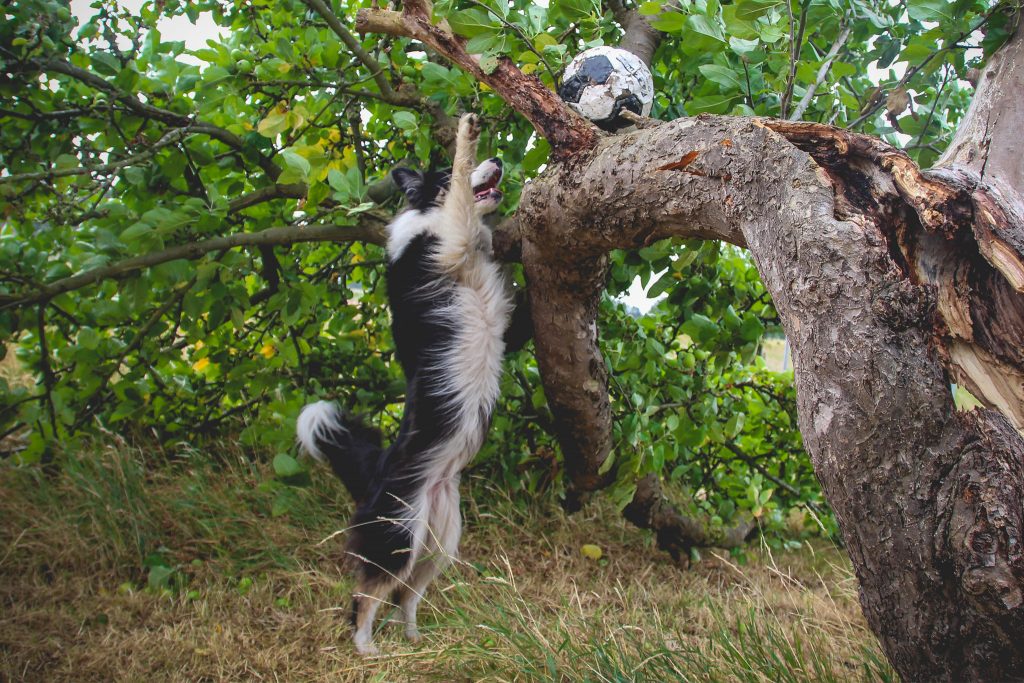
[0,442,893,682]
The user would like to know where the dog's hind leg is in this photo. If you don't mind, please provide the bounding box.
[351,575,397,656]
[397,558,443,643]
[398,477,463,642]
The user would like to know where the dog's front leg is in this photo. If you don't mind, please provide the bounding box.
[437,113,482,274]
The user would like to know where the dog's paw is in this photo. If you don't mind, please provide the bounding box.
[404,626,422,644]
[458,113,481,141]
[354,640,380,657]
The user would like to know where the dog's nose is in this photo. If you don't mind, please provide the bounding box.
[490,157,502,167]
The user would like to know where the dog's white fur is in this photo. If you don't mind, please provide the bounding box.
[330,114,512,655]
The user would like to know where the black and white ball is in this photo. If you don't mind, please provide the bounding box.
[558,46,655,131]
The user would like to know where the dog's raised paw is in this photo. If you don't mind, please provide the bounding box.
[459,113,481,141]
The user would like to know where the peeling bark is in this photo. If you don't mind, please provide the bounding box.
[517,113,1024,680]
[764,119,1024,432]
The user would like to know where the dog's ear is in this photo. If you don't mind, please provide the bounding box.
[391,167,422,201]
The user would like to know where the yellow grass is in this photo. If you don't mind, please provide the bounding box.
[0,443,893,682]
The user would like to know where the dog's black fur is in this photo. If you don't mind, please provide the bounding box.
[297,114,530,654]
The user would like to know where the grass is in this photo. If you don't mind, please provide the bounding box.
[0,441,895,682]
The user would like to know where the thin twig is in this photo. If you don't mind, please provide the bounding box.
[463,0,559,86]
[847,7,998,129]
[789,19,851,121]
[0,128,191,185]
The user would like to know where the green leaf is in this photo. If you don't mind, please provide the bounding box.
[273,453,303,478]
[699,64,743,90]
[739,313,766,342]
[120,222,152,242]
[479,51,501,75]
[907,0,954,23]
[734,0,781,21]
[465,33,500,54]
[393,111,418,131]
[90,51,121,76]
[651,11,686,32]
[447,9,497,37]
[729,37,761,56]
[278,150,310,184]
[688,93,743,114]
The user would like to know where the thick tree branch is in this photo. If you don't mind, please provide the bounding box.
[516,110,1024,678]
[616,10,661,68]
[937,12,1024,196]
[0,218,387,310]
[520,241,613,505]
[763,118,1024,430]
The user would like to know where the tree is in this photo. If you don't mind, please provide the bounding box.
[2,0,1023,679]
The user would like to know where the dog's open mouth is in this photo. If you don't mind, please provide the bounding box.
[473,173,502,203]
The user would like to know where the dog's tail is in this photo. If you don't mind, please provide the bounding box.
[296,401,382,502]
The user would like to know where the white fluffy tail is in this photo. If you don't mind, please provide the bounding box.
[296,400,346,463]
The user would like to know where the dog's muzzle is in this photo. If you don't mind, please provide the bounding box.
[471,158,503,205]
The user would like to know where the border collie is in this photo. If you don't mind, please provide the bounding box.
[296,113,515,655]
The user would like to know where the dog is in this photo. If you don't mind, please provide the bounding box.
[296,113,519,655]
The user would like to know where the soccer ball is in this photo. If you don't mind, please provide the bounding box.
[558,46,655,132]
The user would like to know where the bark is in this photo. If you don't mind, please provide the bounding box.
[357,8,1024,678]
[516,111,1024,681]
[622,474,756,563]
[355,3,598,158]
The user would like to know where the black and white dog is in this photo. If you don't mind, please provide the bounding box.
[296,113,517,655]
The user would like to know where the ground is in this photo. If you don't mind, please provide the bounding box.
[0,441,893,682]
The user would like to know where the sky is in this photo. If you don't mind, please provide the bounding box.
[70,0,222,51]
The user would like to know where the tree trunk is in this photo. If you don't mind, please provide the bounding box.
[357,7,1024,679]
[516,111,1024,680]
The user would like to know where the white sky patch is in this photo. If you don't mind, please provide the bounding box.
[618,269,668,313]
[70,0,224,53]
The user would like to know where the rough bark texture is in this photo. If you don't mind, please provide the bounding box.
[516,114,1024,681]
[520,239,614,507]
[764,119,1024,432]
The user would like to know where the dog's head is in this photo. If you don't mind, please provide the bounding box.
[391,157,503,214]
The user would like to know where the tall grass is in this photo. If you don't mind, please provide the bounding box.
[0,441,896,682]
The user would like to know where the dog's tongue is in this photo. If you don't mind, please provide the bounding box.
[473,175,499,199]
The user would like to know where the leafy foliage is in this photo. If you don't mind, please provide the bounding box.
[0,0,1007,541]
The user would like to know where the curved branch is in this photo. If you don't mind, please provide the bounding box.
[355,4,598,158]
[1,218,387,310]
[0,128,191,185]
[517,111,1024,678]
[623,475,756,562]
